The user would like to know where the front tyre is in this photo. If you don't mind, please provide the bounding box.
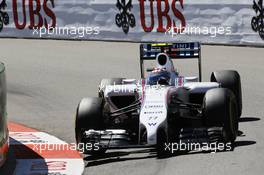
[203,88,239,143]
[75,97,106,155]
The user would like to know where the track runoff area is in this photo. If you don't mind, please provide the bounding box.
[1,122,84,175]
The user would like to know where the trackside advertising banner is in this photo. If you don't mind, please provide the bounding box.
[0,0,263,46]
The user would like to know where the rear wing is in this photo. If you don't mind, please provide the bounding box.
[139,42,202,81]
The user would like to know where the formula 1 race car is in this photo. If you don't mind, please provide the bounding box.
[75,42,242,156]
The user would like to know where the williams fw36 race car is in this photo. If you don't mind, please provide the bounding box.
[75,42,242,156]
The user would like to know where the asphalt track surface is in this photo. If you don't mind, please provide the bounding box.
[0,38,264,175]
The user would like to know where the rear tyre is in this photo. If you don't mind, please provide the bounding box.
[203,88,238,143]
[211,70,242,117]
[75,97,106,155]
